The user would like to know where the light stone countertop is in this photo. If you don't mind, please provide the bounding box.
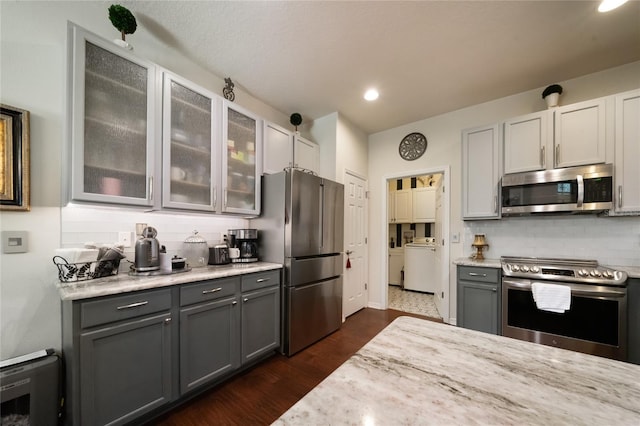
[274,316,640,425]
[56,262,282,301]
[453,257,501,268]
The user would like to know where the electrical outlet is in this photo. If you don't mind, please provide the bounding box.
[451,232,460,243]
[118,231,133,248]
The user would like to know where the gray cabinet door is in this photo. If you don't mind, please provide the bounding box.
[179,296,240,394]
[79,312,172,426]
[241,285,280,364]
[458,280,499,334]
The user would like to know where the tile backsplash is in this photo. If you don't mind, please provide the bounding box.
[464,215,640,267]
[61,205,249,267]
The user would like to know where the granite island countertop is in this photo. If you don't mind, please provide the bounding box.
[274,316,640,425]
[57,262,282,301]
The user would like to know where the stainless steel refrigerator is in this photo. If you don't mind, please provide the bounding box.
[252,169,344,356]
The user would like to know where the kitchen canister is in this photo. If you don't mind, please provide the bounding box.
[181,230,209,268]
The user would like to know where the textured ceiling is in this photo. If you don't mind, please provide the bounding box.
[123,1,640,135]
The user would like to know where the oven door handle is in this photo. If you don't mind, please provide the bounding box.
[503,279,627,298]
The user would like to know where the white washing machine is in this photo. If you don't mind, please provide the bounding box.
[403,238,437,293]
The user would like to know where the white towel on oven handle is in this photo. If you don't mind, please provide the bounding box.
[531,282,571,313]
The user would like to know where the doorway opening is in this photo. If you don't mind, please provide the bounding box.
[382,166,450,323]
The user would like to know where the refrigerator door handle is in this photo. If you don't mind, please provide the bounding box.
[319,182,325,249]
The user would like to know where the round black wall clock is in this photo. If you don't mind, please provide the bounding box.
[398,132,427,161]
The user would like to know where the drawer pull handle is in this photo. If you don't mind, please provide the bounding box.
[468,273,487,277]
[202,287,222,294]
[256,278,270,283]
[116,301,148,310]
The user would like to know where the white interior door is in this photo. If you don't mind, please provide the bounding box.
[343,171,368,318]
[434,181,444,315]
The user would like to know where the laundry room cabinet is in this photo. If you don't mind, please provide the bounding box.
[388,189,412,223]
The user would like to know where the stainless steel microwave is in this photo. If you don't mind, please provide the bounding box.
[501,164,613,216]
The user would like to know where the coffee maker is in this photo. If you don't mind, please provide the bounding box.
[227,229,259,263]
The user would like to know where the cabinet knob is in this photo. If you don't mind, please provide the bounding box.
[232,300,238,306]
[243,297,249,303]
[164,317,172,324]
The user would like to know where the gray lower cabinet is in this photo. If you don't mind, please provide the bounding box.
[241,271,281,364]
[62,269,281,425]
[63,288,174,426]
[179,277,240,394]
[629,278,639,365]
[457,265,501,335]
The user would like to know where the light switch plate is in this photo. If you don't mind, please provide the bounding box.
[118,231,133,248]
[451,232,460,243]
[2,231,28,253]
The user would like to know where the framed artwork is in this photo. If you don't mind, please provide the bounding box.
[1,104,30,211]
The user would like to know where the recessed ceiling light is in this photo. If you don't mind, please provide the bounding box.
[364,89,379,101]
[598,0,628,12]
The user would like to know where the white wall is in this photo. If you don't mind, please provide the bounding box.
[0,2,289,360]
[368,61,640,322]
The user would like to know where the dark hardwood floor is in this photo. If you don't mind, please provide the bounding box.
[153,308,439,425]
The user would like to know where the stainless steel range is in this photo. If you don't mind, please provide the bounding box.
[501,256,628,361]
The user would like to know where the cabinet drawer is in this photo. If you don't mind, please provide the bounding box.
[80,289,172,329]
[180,277,238,307]
[241,270,281,292]
[458,266,500,284]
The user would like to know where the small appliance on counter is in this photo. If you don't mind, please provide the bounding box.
[133,226,160,272]
[227,229,259,263]
[181,230,209,268]
[208,242,230,265]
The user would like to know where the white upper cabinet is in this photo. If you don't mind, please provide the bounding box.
[554,98,607,168]
[613,89,640,214]
[263,125,320,176]
[412,187,436,223]
[161,72,219,211]
[69,24,158,206]
[293,135,320,174]
[503,110,552,174]
[388,189,412,223]
[222,101,262,215]
[263,122,294,174]
[462,124,501,220]
[504,98,608,174]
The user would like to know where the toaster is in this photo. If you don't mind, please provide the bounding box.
[208,244,230,265]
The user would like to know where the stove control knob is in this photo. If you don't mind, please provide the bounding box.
[602,270,614,279]
[590,270,602,278]
[578,269,589,277]
[521,265,530,273]
[530,266,540,273]
[511,264,520,272]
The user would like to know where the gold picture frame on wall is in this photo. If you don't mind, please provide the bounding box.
[1,104,30,211]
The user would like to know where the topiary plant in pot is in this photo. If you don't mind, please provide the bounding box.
[542,84,563,108]
[108,4,137,50]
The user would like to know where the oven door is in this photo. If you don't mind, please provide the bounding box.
[501,278,627,361]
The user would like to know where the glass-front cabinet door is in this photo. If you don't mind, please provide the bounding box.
[162,73,218,211]
[69,25,157,206]
[221,102,261,215]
